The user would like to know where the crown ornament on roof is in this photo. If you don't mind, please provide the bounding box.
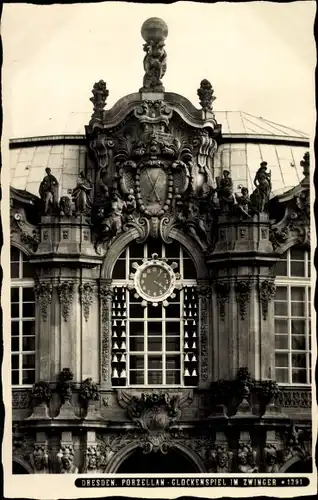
[140,18,168,93]
[197,79,216,112]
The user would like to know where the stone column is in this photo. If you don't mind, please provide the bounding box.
[80,280,99,381]
[207,214,278,382]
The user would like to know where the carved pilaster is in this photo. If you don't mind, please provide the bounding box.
[57,281,75,322]
[235,280,251,320]
[215,281,230,320]
[57,441,78,474]
[30,439,50,474]
[197,282,211,383]
[99,281,113,384]
[259,280,276,320]
[79,282,95,322]
[34,280,53,321]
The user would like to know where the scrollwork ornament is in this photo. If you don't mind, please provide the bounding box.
[57,281,75,322]
[34,280,53,321]
[235,281,251,320]
[80,283,94,321]
[215,281,230,320]
[259,280,276,320]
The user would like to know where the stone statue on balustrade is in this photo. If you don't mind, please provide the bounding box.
[250,161,272,213]
[216,170,235,213]
[39,167,59,215]
[72,171,93,215]
[235,187,251,219]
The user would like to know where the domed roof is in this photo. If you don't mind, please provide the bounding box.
[9,110,309,200]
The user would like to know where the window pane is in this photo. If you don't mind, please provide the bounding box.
[22,354,35,369]
[22,288,35,302]
[130,322,144,336]
[291,287,305,302]
[112,259,126,279]
[274,302,288,316]
[130,244,144,258]
[22,321,35,336]
[166,355,180,370]
[129,304,144,318]
[11,337,19,351]
[129,355,144,369]
[275,260,287,277]
[166,304,180,318]
[11,303,19,318]
[291,319,305,335]
[11,321,19,336]
[23,337,35,351]
[275,353,288,367]
[22,370,35,385]
[130,371,144,385]
[11,354,19,369]
[148,337,162,351]
[10,263,19,279]
[275,335,288,349]
[292,369,307,384]
[166,322,180,336]
[275,368,288,383]
[291,261,305,277]
[292,353,306,368]
[164,241,180,258]
[275,287,287,300]
[11,371,19,385]
[148,322,162,335]
[148,305,162,319]
[291,336,306,350]
[11,247,20,262]
[291,302,305,317]
[148,356,162,369]
[147,371,162,384]
[290,248,305,260]
[11,287,19,302]
[166,337,180,351]
[22,262,34,279]
[183,259,196,279]
[275,319,288,333]
[22,303,35,318]
[166,371,180,384]
[129,337,144,351]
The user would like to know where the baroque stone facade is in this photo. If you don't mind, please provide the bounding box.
[10,18,311,475]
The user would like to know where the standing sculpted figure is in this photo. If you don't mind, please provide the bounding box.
[250,161,272,212]
[39,167,59,214]
[72,171,92,215]
[216,170,235,212]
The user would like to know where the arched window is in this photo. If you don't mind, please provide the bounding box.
[274,247,311,385]
[11,247,35,386]
[111,240,198,387]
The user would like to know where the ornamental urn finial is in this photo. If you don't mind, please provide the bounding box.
[140,18,168,93]
[197,79,216,112]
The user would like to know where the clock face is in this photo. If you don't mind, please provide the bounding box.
[140,265,172,299]
[135,261,175,302]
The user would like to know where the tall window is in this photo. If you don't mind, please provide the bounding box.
[11,247,36,386]
[111,240,198,387]
[274,247,311,384]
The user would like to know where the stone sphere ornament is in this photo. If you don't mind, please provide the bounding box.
[141,17,168,42]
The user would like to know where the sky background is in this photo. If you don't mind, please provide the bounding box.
[2,1,316,139]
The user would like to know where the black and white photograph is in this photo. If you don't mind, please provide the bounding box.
[1,1,316,498]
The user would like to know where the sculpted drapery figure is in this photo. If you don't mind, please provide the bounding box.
[39,167,59,215]
[250,161,272,213]
[72,171,92,215]
[216,170,235,212]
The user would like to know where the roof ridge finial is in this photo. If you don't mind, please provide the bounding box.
[139,18,168,93]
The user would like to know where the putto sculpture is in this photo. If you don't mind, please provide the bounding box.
[140,18,168,92]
